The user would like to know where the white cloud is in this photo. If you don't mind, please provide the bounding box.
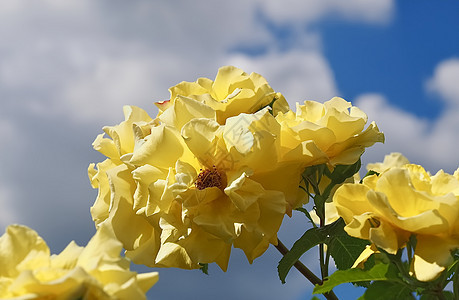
[60,58,161,123]
[0,0,396,125]
[226,51,338,107]
[259,0,394,25]
[356,90,459,174]
[0,120,20,229]
[355,59,459,174]
[427,58,459,107]
[0,184,17,230]
[355,94,430,167]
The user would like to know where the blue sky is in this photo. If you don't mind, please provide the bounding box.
[319,0,459,120]
[0,1,458,299]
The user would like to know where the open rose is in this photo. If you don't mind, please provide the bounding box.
[334,164,459,281]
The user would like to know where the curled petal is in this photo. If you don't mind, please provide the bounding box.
[412,235,459,281]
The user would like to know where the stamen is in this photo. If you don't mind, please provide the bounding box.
[195,166,223,190]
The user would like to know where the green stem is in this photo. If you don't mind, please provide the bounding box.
[325,250,331,278]
[406,243,413,266]
[454,274,459,299]
[275,239,339,300]
[319,243,326,279]
[318,194,328,280]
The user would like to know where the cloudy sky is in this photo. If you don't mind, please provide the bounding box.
[1,1,458,299]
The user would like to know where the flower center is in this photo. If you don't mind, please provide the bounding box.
[195,166,223,190]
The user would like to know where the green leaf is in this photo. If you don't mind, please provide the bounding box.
[199,263,209,275]
[295,207,316,227]
[321,159,361,199]
[420,294,443,300]
[277,226,328,284]
[302,164,328,195]
[442,291,455,300]
[313,263,400,294]
[358,281,414,300]
[277,219,352,284]
[328,159,361,185]
[327,219,369,270]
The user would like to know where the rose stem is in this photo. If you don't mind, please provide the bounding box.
[275,239,338,300]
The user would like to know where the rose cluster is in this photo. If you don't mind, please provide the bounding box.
[0,224,158,299]
[88,66,384,270]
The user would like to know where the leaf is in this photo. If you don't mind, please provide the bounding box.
[329,159,361,185]
[358,281,414,300]
[295,207,316,226]
[442,291,455,300]
[199,263,209,275]
[322,159,361,199]
[313,263,400,294]
[327,219,369,270]
[420,294,442,300]
[277,219,349,284]
[277,226,328,284]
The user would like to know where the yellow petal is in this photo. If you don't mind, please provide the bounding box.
[181,118,224,168]
[159,95,216,129]
[169,81,208,103]
[327,122,384,165]
[254,190,286,244]
[132,164,169,215]
[251,163,306,211]
[352,244,379,268]
[367,189,449,235]
[102,106,153,156]
[225,172,264,212]
[333,183,374,224]
[89,159,120,225]
[130,123,187,169]
[412,235,459,281]
[368,220,407,254]
[0,225,50,278]
[50,241,82,270]
[92,133,119,161]
[212,66,247,101]
[366,152,410,173]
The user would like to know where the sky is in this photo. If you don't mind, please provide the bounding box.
[0,0,458,299]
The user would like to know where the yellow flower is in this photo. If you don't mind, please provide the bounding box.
[88,68,383,271]
[89,107,299,271]
[276,97,384,166]
[88,105,157,225]
[309,202,341,225]
[366,152,410,173]
[0,224,158,299]
[157,66,290,125]
[333,164,459,281]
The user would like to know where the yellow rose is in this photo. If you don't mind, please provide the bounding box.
[366,152,410,173]
[333,164,459,281]
[0,224,158,299]
[89,107,302,270]
[276,97,384,166]
[157,66,290,125]
[88,105,158,226]
[308,153,407,225]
